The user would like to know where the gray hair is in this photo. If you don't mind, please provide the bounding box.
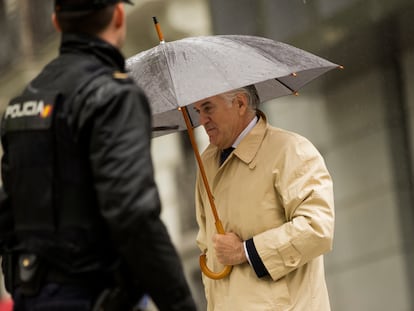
[220,85,260,113]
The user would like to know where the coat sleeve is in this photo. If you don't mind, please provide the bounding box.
[252,135,335,281]
[87,84,196,311]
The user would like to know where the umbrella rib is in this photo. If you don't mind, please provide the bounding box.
[274,77,296,94]
[152,125,179,131]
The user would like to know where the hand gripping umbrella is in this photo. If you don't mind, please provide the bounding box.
[126,17,342,279]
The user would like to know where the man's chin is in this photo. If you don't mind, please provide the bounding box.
[208,136,219,147]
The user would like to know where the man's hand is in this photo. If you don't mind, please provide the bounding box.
[212,232,247,266]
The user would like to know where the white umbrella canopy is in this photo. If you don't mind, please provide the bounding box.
[126,34,340,137]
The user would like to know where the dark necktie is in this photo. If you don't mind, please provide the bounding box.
[220,147,235,165]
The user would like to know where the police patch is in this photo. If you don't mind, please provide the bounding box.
[2,92,60,132]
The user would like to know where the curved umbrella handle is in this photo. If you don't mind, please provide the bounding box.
[199,254,233,280]
[199,220,233,280]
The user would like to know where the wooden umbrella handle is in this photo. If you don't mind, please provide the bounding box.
[199,219,232,279]
[199,254,233,280]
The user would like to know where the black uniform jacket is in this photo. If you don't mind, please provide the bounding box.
[0,33,196,311]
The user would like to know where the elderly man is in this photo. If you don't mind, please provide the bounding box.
[193,85,335,310]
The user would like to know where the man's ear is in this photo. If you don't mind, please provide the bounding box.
[51,13,62,32]
[235,93,248,115]
[113,3,125,29]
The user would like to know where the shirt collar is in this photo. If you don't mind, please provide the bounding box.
[232,116,258,148]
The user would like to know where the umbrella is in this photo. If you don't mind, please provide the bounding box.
[126,17,341,279]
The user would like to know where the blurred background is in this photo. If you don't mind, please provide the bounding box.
[1,0,414,310]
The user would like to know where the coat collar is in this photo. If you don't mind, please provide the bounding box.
[233,110,267,166]
[202,110,268,167]
[59,33,126,71]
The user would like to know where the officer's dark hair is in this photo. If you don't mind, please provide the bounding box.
[55,5,116,35]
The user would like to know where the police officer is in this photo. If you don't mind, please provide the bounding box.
[0,1,197,310]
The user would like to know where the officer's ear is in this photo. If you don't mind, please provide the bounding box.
[113,3,125,29]
[51,13,62,32]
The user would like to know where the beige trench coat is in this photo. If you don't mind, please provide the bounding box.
[195,113,334,311]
